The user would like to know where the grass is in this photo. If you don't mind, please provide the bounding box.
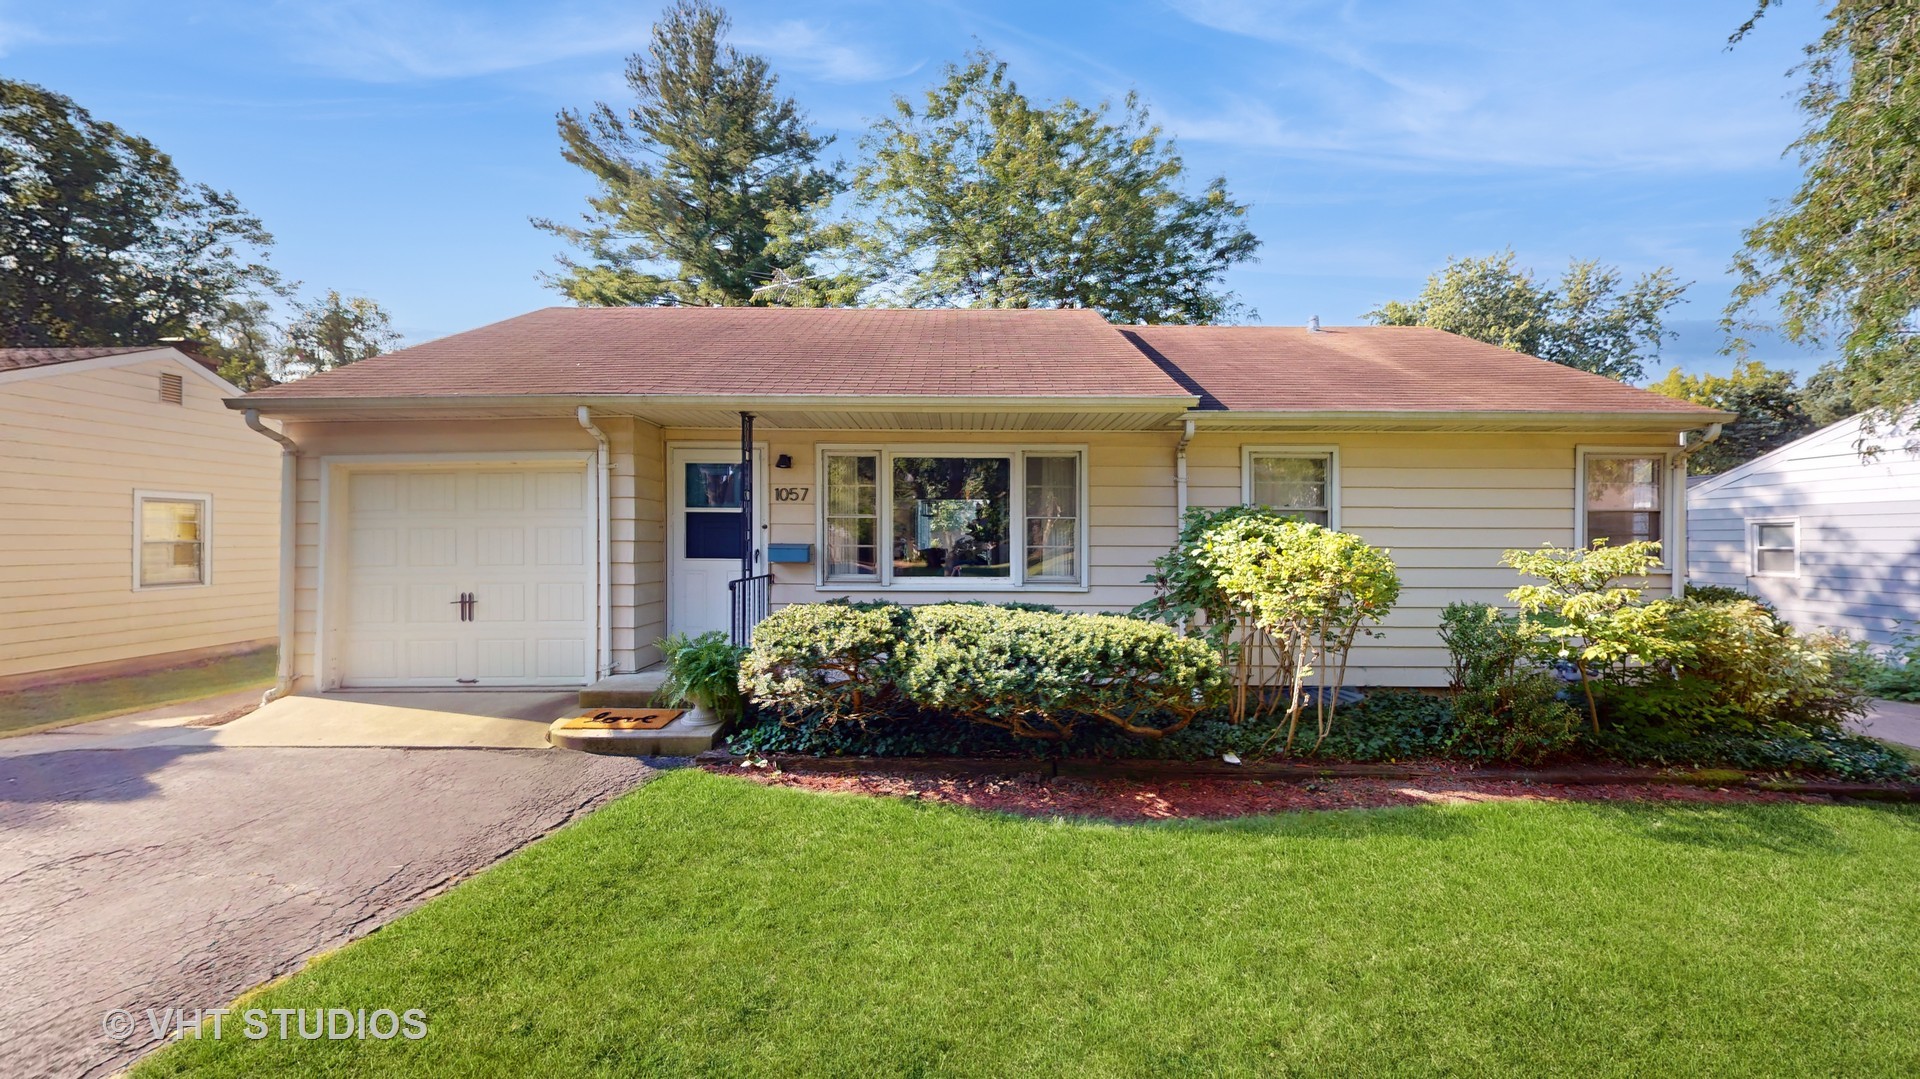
[0,648,274,737]
[140,770,1920,1077]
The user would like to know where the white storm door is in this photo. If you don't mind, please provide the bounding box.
[341,465,595,687]
[668,448,765,638]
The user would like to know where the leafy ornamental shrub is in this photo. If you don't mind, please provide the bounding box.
[743,601,1225,743]
[900,604,1226,741]
[1201,517,1400,752]
[1437,602,1578,764]
[1683,582,1778,617]
[1596,598,1867,740]
[658,630,748,722]
[1503,540,1678,733]
[739,600,911,721]
[1864,626,1920,702]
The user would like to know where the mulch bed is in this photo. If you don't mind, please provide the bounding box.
[700,758,1848,822]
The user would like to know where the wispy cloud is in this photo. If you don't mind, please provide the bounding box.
[279,1,915,86]
[1157,0,1799,173]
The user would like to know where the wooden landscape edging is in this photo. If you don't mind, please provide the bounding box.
[699,751,1920,801]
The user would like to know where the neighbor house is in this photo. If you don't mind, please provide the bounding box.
[1688,411,1920,646]
[228,307,1726,695]
[0,345,281,688]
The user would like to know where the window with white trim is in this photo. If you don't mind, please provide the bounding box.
[136,493,210,587]
[1750,519,1799,577]
[1244,449,1336,527]
[1580,453,1665,549]
[819,448,1085,587]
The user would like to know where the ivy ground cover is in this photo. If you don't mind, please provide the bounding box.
[141,769,1920,1078]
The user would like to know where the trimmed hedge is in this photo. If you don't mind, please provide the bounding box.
[743,601,1224,742]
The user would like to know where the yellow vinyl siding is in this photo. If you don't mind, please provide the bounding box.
[0,358,280,678]
[275,419,1680,689]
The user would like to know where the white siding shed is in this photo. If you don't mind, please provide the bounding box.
[1687,412,1920,646]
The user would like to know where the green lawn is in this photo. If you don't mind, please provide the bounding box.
[0,648,274,736]
[140,770,1920,1077]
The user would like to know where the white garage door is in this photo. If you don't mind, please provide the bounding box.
[340,466,595,688]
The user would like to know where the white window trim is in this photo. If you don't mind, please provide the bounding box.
[1574,446,1676,566]
[1240,445,1341,530]
[133,489,213,591]
[1748,517,1801,579]
[814,443,1090,592]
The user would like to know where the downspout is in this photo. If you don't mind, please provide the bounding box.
[244,409,298,704]
[577,407,614,678]
[1175,418,1196,520]
[1669,422,1724,597]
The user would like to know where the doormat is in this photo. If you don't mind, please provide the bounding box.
[558,709,683,731]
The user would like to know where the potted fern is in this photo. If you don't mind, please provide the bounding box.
[657,631,747,728]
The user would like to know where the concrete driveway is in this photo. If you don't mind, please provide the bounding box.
[1858,699,1920,749]
[0,723,654,1077]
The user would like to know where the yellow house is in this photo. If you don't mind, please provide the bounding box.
[230,308,1728,698]
[0,345,281,687]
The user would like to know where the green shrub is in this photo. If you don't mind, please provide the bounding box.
[1596,598,1867,740]
[900,604,1225,741]
[1438,602,1579,763]
[740,600,911,721]
[1684,582,1778,616]
[1503,540,1675,733]
[658,630,748,723]
[1866,626,1920,702]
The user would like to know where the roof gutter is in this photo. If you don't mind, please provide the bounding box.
[224,392,1201,415]
[1668,422,1725,597]
[1183,408,1737,431]
[244,409,299,705]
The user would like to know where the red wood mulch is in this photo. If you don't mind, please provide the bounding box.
[700,761,1829,822]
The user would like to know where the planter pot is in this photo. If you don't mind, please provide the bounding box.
[681,703,718,728]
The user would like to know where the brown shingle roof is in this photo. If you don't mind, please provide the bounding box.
[243,307,1194,401]
[1122,325,1723,416]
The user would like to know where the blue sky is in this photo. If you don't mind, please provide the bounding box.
[3,0,1831,380]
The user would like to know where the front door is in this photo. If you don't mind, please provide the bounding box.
[668,447,766,638]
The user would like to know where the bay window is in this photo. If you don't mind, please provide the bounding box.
[819,448,1085,588]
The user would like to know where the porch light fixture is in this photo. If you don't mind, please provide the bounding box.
[775,454,793,469]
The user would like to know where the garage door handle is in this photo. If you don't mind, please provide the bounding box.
[450,592,474,621]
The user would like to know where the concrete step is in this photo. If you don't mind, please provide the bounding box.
[547,711,723,757]
[580,668,669,708]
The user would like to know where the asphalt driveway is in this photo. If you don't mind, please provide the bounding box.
[0,744,654,1078]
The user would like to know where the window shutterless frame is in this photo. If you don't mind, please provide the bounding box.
[1748,517,1800,578]
[1574,446,1676,564]
[132,490,213,590]
[814,444,1090,591]
[1240,446,1340,530]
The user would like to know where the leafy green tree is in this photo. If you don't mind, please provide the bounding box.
[534,0,844,307]
[1648,361,1816,473]
[845,52,1260,323]
[193,296,283,390]
[1726,2,1920,435]
[1367,249,1688,381]
[0,78,281,346]
[284,291,402,372]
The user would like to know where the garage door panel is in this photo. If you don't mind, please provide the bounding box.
[536,582,587,623]
[475,585,527,623]
[536,638,586,680]
[476,639,527,679]
[475,471,525,511]
[535,526,585,566]
[407,527,459,568]
[341,465,595,688]
[405,639,458,680]
[406,473,458,512]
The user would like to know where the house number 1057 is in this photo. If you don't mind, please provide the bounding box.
[772,487,811,503]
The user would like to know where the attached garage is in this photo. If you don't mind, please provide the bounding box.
[327,459,597,688]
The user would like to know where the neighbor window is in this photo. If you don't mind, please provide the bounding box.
[1750,519,1799,577]
[819,449,1084,587]
[136,493,210,587]
[1245,450,1336,527]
